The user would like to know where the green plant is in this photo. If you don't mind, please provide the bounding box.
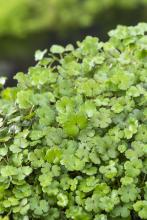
[0,0,147,36]
[0,23,147,219]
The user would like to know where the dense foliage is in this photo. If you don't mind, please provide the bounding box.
[0,23,147,219]
[0,0,147,36]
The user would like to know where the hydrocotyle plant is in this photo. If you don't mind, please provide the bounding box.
[0,23,147,219]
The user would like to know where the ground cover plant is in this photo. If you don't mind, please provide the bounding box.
[0,23,147,219]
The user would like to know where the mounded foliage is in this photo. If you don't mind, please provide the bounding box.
[0,0,147,36]
[0,23,147,219]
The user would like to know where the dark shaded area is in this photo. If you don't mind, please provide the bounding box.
[0,6,146,87]
[131,211,141,220]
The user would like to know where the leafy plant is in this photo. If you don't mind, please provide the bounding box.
[0,23,147,219]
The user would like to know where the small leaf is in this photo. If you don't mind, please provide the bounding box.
[35,49,47,61]
[50,45,65,54]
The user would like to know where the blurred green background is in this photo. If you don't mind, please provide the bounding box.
[0,0,147,85]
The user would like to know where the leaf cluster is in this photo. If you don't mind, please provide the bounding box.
[0,23,147,219]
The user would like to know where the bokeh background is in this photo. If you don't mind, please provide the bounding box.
[0,0,147,86]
